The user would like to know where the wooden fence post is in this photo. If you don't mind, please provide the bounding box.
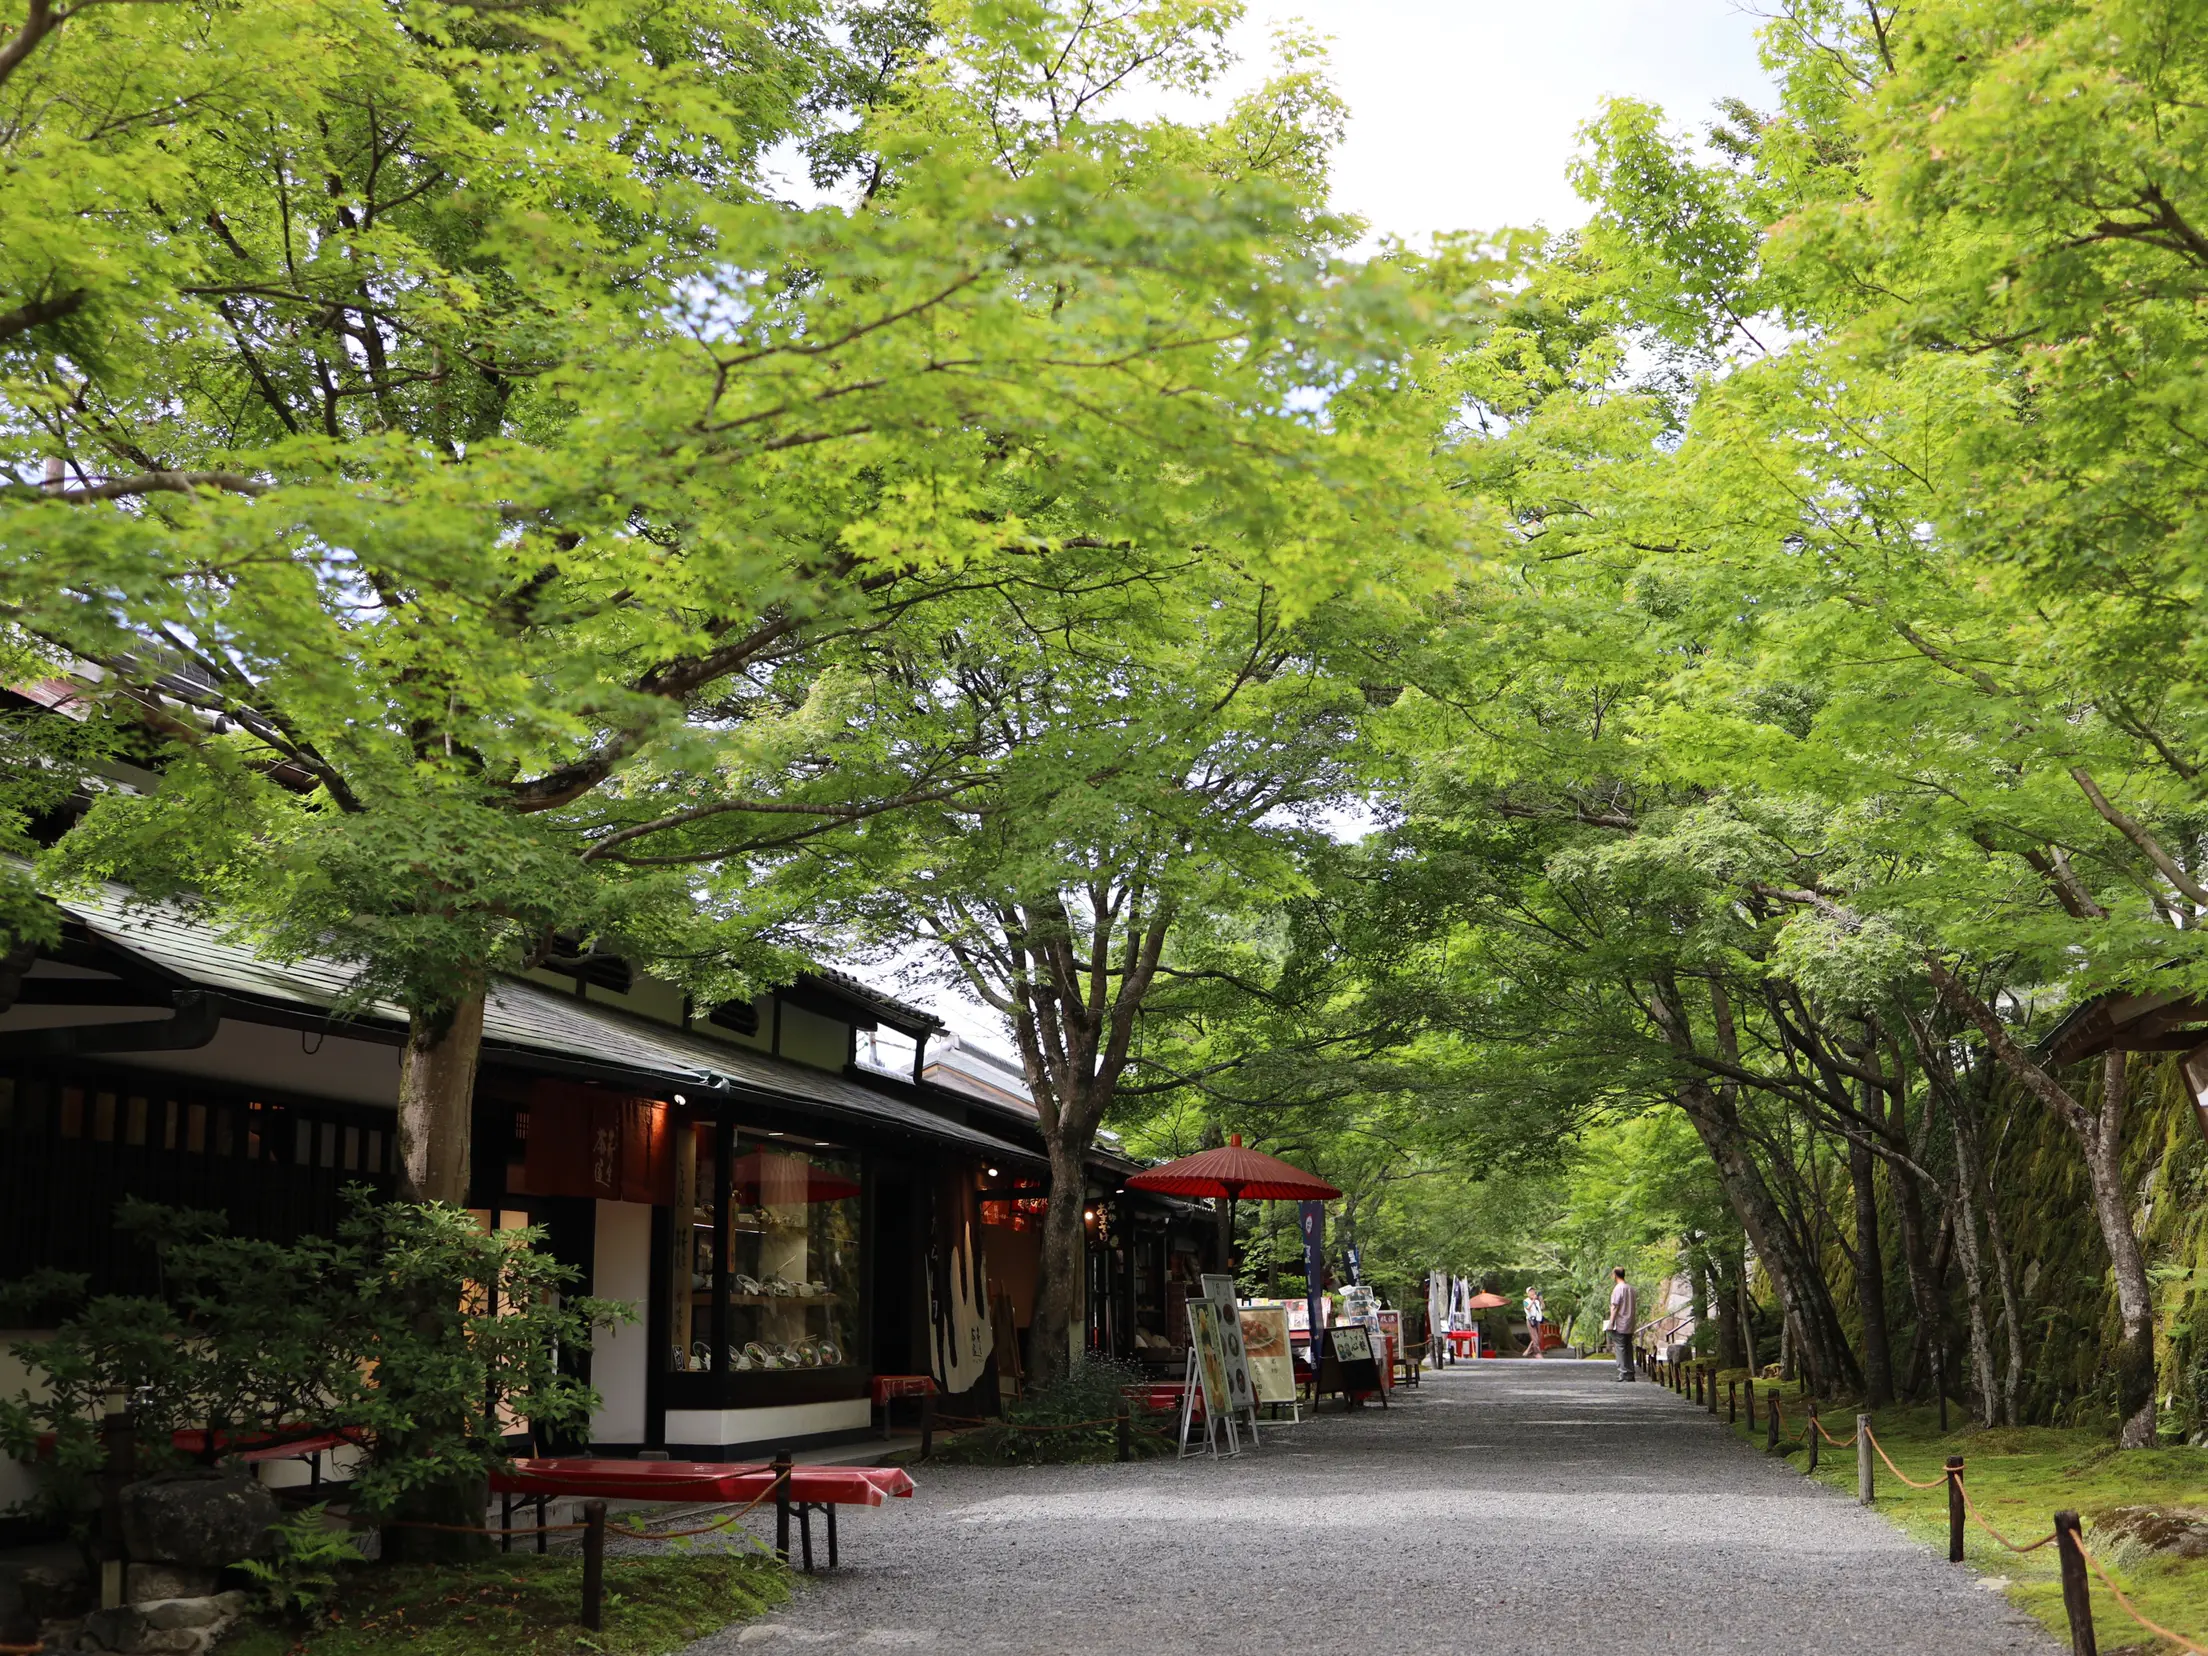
[1728,1379,1737,1424]
[1707,1368,1718,1417]
[772,1449,793,1563]
[1946,1457,1966,1562]
[1806,1401,1820,1474]
[1744,1377,1756,1429]
[1856,1415,1874,1505]
[1765,1395,1779,1452]
[580,1500,605,1631]
[2055,1511,2096,1656]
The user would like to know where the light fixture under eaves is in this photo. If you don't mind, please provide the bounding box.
[986,1167,999,1177]
[673,1093,687,1105]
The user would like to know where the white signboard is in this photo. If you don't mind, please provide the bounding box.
[1200,1274,1259,1426]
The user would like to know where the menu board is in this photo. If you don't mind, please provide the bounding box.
[1183,1299,1238,1454]
[1199,1274,1258,1420]
[1238,1304,1298,1404]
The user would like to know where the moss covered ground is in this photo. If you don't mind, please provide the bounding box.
[213,1552,790,1656]
[1691,1371,2207,1653]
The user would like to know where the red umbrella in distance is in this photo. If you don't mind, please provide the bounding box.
[1462,1290,1510,1311]
[1125,1135,1340,1242]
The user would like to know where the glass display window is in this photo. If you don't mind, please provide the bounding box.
[667,1123,863,1378]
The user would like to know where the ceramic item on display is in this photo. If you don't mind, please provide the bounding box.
[734,1274,763,1296]
[805,1281,829,1296]
[690,1270,709,1290]
[796,1281,817,1297]
[815,1339,842,1367]
[690,1340,711,1371]
[744,1341,771,1369]
[729,1346,751,1371]
[765,1276,794,1297]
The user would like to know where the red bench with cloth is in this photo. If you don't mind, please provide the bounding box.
[489,1457,914,1572]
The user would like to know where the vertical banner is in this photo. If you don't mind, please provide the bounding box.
[1298,1200,1327,1376]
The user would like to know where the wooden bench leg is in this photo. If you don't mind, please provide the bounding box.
[537,1493,548,1556]
[500,1492,513,1554]
[826,1502,838,1570]
[798,1504,814,1573]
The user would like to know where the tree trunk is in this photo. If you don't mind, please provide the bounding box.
[1890,1165,1946,1405]
[1677,1082,1860,1396]
[1200,1119,1231,1272]
[1848,1129,1895,1406]
[397,988,485,1205]
[1984,1167,2027,1428]
[2085,1052,2157,1447]
[1715,1238,1747,1370]
[1029,1137,1089,1387]
[1948,1163,1998,1428]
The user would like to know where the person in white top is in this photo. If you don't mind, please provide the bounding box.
[1522,1287,1547,1358]
[1606,1267,1637,1381]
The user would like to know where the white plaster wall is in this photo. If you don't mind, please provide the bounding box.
[589,1201,654,1445]
[777,1004,847,1072]
[110,1022,401,1107]
[662,1399,870,1450]
[0,1334,48,1513]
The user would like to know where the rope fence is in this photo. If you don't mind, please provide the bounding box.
[1672,1359,2205,1656]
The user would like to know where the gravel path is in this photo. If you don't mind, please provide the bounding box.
[681,1360,2060,1654]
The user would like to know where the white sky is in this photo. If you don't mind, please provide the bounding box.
[1204,0,1775,242]
[840,1,1775,1048]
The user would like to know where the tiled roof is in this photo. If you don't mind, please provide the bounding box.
[55,886,1038,1165]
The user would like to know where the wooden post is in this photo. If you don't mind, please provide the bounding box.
[97,1396,135,1610]
[1728,1379,1737,1423]
[920,1392,936,1462]
[1116,1399,1131,1463]
[1765,1395,1779,1452]
[771,1449,794,1562]
[580,1500,605,1631]
[1946,1457,1966,1562]
[1707,1367,1718,1416]
[2055,1511,2096,1656]
[1744,1376,1756,1429]
[1857,1415,1875,1505]
[1806,1401,1820,1474]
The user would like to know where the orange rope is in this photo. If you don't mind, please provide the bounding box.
[1861,1426,1947,1490]
[1950,1476,2056,1555]
[936,1413,1157,1433]
[1811,1414,1859,1448]
[2077,1536,2208,1655]
[608,1485,777,1541]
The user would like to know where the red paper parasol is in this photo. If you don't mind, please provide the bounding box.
[1461,1290,1510,1310]
[1124,1136,1341,1203]
[729,1150,860,1204]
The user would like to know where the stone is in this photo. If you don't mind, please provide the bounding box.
[117,1470,279,1568]
[141,1597,229,1631]
[0,1567,33,1646]
[121,1567,219,1606]
[79,1600,236,1655]
[19,1563,91,1621]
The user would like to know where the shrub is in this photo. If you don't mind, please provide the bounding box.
[938,1355,1174,1465]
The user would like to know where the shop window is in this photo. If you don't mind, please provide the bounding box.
[669,1127,863,1376]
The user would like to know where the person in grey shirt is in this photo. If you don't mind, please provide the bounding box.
[1607,1267,1637,1380]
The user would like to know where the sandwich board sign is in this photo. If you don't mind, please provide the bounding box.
[1199,1274,1260,1440]
[1179,1299,1242,1458]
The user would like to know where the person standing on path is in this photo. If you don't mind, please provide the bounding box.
[1607,1267,1637,1380]
[1522,1286,1547,1358]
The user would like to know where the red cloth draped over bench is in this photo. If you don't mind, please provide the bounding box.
[490,1458,914,1506]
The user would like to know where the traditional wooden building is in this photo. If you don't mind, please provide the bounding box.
[0,882,1212,1518]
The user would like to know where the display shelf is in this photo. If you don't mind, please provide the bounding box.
[692,1291,843,1306]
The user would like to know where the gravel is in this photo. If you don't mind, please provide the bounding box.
[678,1360,2061,1654]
